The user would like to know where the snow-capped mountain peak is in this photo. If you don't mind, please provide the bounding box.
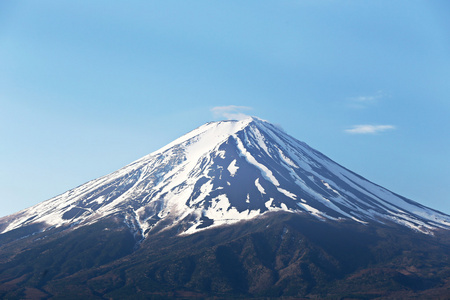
[1,117,449,238]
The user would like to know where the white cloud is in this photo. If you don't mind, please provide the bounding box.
[345,124,396,134]
[352,95,377,102]
[347,90,387,108]
[211,105,253,120]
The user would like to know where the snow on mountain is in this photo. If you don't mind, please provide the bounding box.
[1,117,450,238]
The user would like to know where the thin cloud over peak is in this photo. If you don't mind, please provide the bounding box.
[347,90,388,109]
[211,105,253,120]
[345,124,396,134]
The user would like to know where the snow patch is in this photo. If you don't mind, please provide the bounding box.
[255,178,266,194]
[227,159,239,176]
[277,188,297,200]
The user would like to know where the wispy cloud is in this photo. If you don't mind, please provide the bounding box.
[347,90,387,109]
[211,105,253,120]
[352,95,378,102]
[345,124,396,134]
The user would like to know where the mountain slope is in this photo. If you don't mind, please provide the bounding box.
[1,117,449,239]
[1,117,450,299]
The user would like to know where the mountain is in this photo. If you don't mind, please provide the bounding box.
[2,117,449,237]
[1,117,450,299]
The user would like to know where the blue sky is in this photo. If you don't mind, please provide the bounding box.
[1,0,449,217]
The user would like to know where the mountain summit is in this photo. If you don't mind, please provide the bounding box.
[1,117,449,238]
